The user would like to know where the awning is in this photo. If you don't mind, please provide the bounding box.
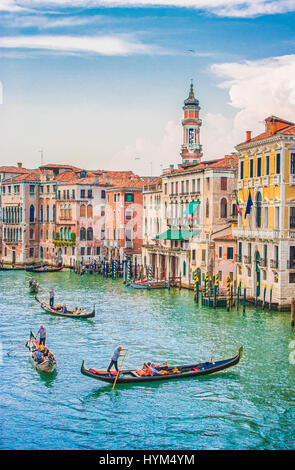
[183,201,200,215]
[156,229,199,241]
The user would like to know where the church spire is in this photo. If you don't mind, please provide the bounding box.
[180,80,202,166]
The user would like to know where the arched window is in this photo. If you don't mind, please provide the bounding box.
[80,205,86,217]
[46,204,49,222]
[80,227,86,240]
[40,205,43,222]
[52,204,56,222]
[29,228,34,240]
[46,230,49,240]
[68,204,72,219]
[64,227,68,240]
[87,227,93,240]
[220,198,228,218]
[60,205,65,219]
[256,192,262,228]
[40,247,44,259]
[60,227,64,240]
[29,205,35,222]
[206,199,209,218]
[68,227,72,240]
[87,204,93,218]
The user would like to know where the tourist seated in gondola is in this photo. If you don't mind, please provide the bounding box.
[62,304,67,313]
[56,305,63,312]
[33,348,44,364]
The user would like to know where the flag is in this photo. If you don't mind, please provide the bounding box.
[244,190,253,219]
[234,189,242,216]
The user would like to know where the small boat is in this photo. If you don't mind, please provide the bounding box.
[25,332,56,374]
[26,265,64,273]
[81,347,243,384]
[129,279,168,289]
[35,296,96,319]
[0,264,44,271]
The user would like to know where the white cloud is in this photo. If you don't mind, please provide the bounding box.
[0,34,165,55]
[111,120,182,175]
[1,14,107,29]
[202,54,295,159]
[3,1,295,18]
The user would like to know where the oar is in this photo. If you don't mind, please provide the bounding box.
[112,349,128,391]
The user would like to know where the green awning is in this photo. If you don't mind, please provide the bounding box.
[156,229,199,241]
[183,201,200,215]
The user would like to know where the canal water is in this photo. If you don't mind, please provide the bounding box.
[0,271,294,450]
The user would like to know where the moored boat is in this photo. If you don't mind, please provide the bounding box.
[129,279,168,289]
[26,265,64,273]
[35,296,95,319]
[0,264,44,271]
[81,346,243,384]
[25,332,56,373]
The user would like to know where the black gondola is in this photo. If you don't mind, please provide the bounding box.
[35,296,95,319]
[26,266,64,273]
[0,264,44,271]
[81,347,243,384]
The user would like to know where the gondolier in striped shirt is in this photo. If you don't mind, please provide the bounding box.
[107,345,125,373]
[36,325,47,346]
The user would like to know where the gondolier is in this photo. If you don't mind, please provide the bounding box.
[36,325,46,346]
[49,289,54,307]
[107,346,125,373]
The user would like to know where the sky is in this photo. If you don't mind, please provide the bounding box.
[0,1,295,175]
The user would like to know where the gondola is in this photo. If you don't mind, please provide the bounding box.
[25,332,56,374]
[29,280,39,294]
[35,296,96,319]
[0,264,44,271]
[26,265,64,273]
[81,346,243,384]
[129,279,168,289]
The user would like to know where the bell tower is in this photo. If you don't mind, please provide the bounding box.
[181,80,202,165]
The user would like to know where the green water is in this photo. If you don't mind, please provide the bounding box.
[0,271,294,450]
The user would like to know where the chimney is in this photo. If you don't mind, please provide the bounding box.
[246,131,252,142]
[94,175,99,185]
[169,164,174,173]
[17,162,22,169]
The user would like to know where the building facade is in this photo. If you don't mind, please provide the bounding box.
[233,116,295,308]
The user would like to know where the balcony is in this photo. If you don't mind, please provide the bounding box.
[273,174,281,186]
[233,227,281,240]
[262,175,269,187]
[125,241,133,249]
[244,256,252,265]
[254,177,261,188]
[238,180,244,189]
[288,229,295,239]
[247,178,253,188]
[259,258,267,268]
[236,254,242,263]
[270,259,279,269]
[287,260,295,269]
[290,174,295,186]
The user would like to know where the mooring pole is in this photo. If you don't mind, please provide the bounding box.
[291,298,295,327]
[243,285,246,313]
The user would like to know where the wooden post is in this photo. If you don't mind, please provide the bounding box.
[226,275,230,311]
[234,277,237,296]
[213,282,217,309]
[255,281,259,306]
[196,277,199,304]
[230,282,233,308]
[291,298,295,327]
[243,285,246,313]
[269,284,273,311]
[237,281,241,310]
[263,284,267,310]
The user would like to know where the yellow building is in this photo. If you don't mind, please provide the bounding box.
[233,116,295,309]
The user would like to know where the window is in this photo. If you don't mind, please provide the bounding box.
[202,249,206,262]
[87,247,91,256]
[46,204,49,222]
[29,248,34,257]
[80,205,86,217]
[192,249,196,261]
[88,190,92,198]
[72,189,75,199]
[80,247,85,256]
[183,261,186,276]
[29,185,35,195]
[80,227,86,241]
[125,210,133,221]
[125,193,134,203]
[52,204,56,222]
[249,159,254,178]
[114,193,116,202]
[276,153,281,174]
[240,161,244,180]
[264,207,269,228]
[101,190,106,199]
[87,205,93,218]
[275,206,280,229]
[290,153,295,175]
[265,155,270,175]
[40,205,43,222]
[257,157,262,177]
[47,185,50,194]
[29,229,34,240]
[256,192,262,228]
[227,247,234,259]
[29,205,35,222]
[80,189,86,198]
[96,247,100,256]
[57,190,61,200]
[87,227,93,241]
[218,246,222,258]
[221,177,227,190]
[206,199,209,218]
[206,178,210,190]
[220,198,227,218]
[290,207,295,229]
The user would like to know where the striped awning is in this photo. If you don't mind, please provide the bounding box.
[183,201,200,215]
[155,229,199,241]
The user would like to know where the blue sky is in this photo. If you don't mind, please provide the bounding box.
[0,1,295,174]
